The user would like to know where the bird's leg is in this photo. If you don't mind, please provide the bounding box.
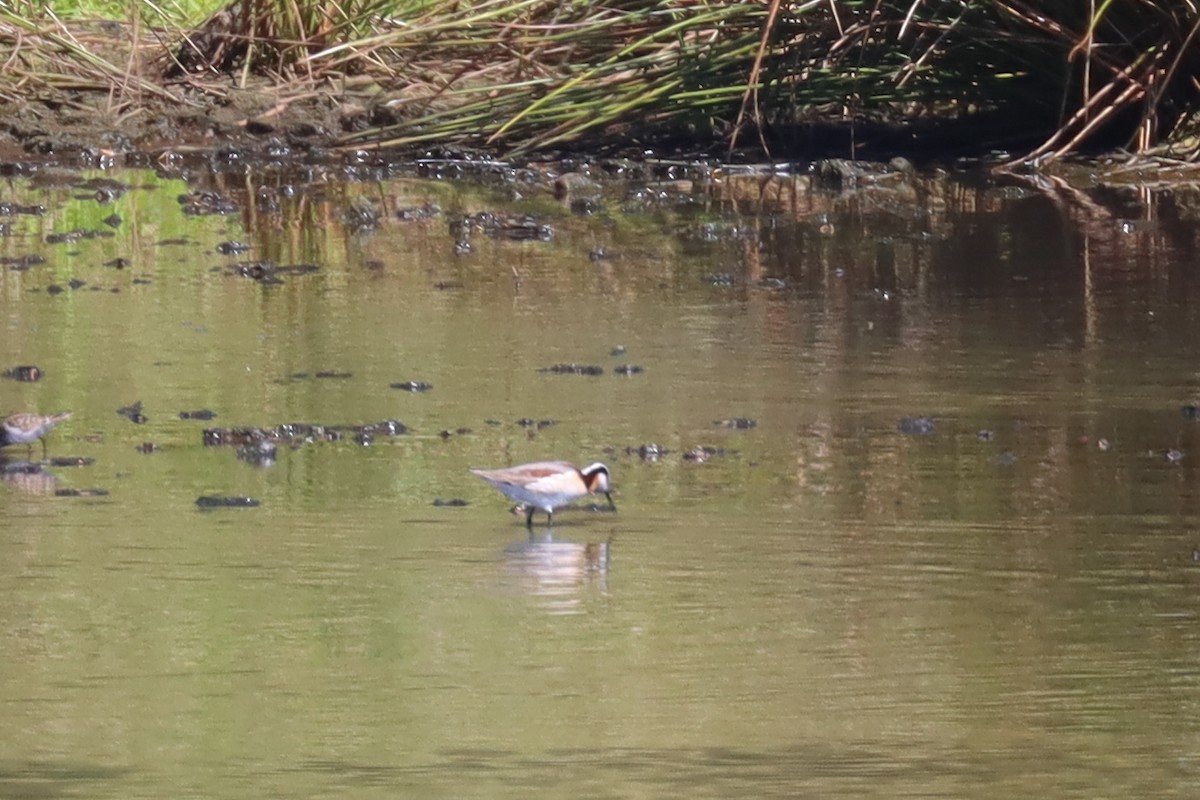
[525,505,535,529]
[547,509,554,527]
[40,438,48,461]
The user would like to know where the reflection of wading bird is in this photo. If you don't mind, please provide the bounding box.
[470,461,614,528]
[0,412,72,460]
[503,536,612,609]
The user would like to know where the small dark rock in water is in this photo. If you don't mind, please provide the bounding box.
[46,284,65,295]
[47,456,94,467]
[438,430,453,439]
[55,488,110,497]
[136,442,159,454]
[715,417,757,430]
[67,279,86,290]
[1182,405,1200,420]
[706,272,736,286]
[1167,449,1185,463]
[117,401,148,424]
[102,257,130,269]
[195,495,261,509]
[433,498,469,507]
[485,419,502,427]
[898,416,936,435]
[537,419,557,429]
[539,363,604,376]
[391,380,433,392]
[3,365,42,382]
[610,345,626,357]
[614,364,644,376]
[589,247,614,261]
[433,281,463,290]
[516,418,536,428]
[454,239,473,255]
[976,429,993,441]
[179,409,217,420]
[216,240,251,255]
[102,214,122,228]
[993,451,1018,467]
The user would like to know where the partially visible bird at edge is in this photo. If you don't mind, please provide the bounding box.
[0,412,73,460]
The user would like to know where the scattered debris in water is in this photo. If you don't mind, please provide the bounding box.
[1182,405,1200,420]
[45,227,114,245]
[1097,438,1111,451]
[314,371,353,379]
[3,365,42,382]
[195,495,261,509]
[236,440,277,466]
[433,498,469,507]
[179,190,238,216]
[397,203,442,221]
[136,442,159,454]
[343,197,381,232]
[715,417,757,430]
[55,488,110,497]
[450,211,554,243]
[684,445,726,463]
[627,443,667,462]
[117,401,148,424]
[539,363,604,376]
[179,409,217,420]
[231,260,321,284]
[705,272,736,286]
[613,364,644,375]
[897,416,936,435]
[2,254,46,271]
[1167,449,1185,463]
[103,257,130,269]
[203,420,408,447]
[610,345,626,357]
[391,380,433,392]
[216,240,251,255]
[976,429,994,441]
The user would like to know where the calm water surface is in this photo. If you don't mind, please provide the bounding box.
[3,159,1200,798]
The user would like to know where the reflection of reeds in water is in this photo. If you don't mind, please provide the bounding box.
[502,535,611,614]
[0,460,59,495]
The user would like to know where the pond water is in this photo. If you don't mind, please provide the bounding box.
[3,154,1200,798]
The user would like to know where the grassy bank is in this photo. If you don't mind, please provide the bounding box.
[3,0,1199,162]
